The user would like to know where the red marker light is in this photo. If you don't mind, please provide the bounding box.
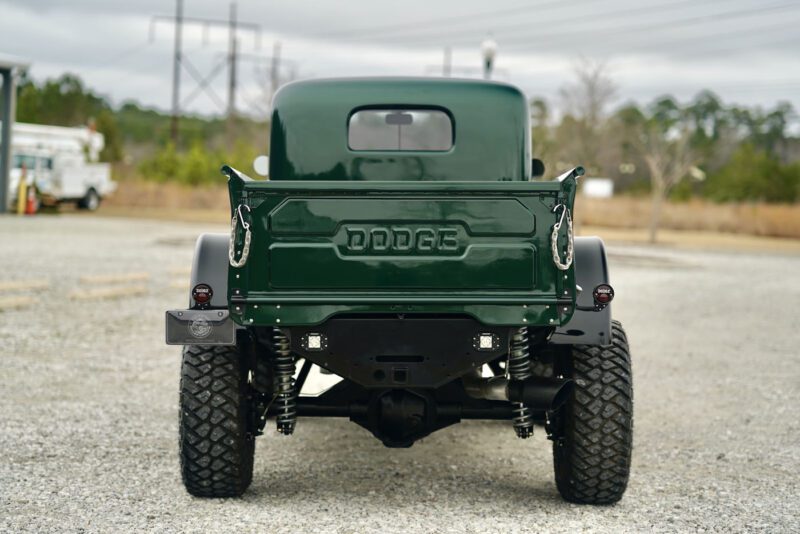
[593,284,614,305]
[192,283,213,305]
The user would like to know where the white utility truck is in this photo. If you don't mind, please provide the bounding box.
[5,122,115,210]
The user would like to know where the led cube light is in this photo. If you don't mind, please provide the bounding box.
[472,332,499,351]
[301,332,328,351]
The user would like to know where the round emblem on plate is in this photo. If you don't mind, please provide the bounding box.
[189,316,212,339]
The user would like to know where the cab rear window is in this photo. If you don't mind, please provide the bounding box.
[348,109,453,151]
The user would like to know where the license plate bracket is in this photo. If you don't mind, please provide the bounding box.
[165,309,236,345]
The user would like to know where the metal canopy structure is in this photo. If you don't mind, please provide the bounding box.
[0,55,30,214]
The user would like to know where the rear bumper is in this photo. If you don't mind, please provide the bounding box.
[283,315,514,389]
[230,299,574,328]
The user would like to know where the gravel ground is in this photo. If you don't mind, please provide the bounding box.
[1,214,799,533]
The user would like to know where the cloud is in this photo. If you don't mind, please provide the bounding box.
[1,0,797,115]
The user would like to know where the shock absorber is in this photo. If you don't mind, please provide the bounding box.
[271,329,297,435]
[508,326,534,438]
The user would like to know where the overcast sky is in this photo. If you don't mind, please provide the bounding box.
[2,0,798,118]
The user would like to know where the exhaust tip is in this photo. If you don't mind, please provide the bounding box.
[507,377,575,411]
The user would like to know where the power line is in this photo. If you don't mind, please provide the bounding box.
[309,0,601,39]
[717,85,800,94]
[497,2,800,52]
[328,1,799,53]
[608,28,800,58]
[150,1,262,144]
[97,40,153,69]
[716,79,800,89]
[338,0,730,44]
[150,12,262,49]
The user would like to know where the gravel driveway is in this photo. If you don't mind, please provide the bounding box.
[1,215,798,533]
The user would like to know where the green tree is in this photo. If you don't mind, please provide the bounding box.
[96,109,123,162]
[139,142,179,182]
[725,102,795,160]
[17,73,106,126]
[705,144,799,203]
[16,73,125,163]
[178,142,218,186]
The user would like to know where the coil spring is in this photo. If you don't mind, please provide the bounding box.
[508,326,533,439]
[272,329,297,435]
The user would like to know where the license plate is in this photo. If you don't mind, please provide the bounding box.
[165,309,236,345]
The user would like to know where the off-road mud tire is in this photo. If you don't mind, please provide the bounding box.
[552,320,633,505]
[179,344,255,497]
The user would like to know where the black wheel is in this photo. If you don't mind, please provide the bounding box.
[179,345,255,497]
[77,188,100,211]
[552,320,633,505]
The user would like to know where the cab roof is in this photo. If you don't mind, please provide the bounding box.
[268,77,531,181]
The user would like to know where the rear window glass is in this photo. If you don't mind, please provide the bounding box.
[348,109,453,151]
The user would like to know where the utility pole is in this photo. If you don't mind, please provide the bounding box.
[270,40,282,103]
[170,0,183,144]
[1,60,27,215]
[226,2,238,150]
[151,1,261,147]
[442,46,452,77]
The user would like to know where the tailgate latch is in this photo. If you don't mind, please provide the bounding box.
[229,204,252,268]
[550,204,574,271]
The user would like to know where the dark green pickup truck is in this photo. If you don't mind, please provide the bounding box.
[166,77,632,504]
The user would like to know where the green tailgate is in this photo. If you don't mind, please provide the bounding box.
[225,167,578,327]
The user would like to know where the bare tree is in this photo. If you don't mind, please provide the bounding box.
[241,46,298,120]
[243,65,296,119]
[558,58,617,171]
[637,124,698,243]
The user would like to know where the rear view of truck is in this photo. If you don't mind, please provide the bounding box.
[167,78,632,505]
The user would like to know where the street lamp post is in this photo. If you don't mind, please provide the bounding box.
[481,37,497,80]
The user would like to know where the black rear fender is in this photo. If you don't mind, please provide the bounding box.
[550,237,613,346]
[189,233,229,309]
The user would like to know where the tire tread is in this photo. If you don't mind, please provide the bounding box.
[553,320,633,504]
[179,344,254,497]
